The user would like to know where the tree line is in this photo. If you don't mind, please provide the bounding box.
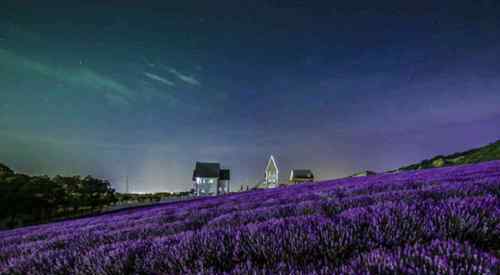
[0,163,116,229]
[115,191,192,204]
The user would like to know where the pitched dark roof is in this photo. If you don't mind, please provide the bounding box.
[220,169,230,180]
[193,162,220,179]
[351,170,377,177]
[291,169,314,179]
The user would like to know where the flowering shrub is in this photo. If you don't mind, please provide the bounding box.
[1,161,500,274]
[337,240,499,275]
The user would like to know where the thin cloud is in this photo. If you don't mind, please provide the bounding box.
[69,68,133,98]
[0,48,133,99]
[144,72,175,87]
[142,56,156,68]
[165,67,201,86]
[0,130,181,153]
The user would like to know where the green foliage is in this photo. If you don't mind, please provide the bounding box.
[0,163,116,229]
[114,191,189,205]
[399,140,500,171]
[0,163,14,177]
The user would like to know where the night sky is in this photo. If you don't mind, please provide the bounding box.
[1,1,499,192]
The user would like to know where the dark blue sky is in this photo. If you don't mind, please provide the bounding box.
[1,1,499,192]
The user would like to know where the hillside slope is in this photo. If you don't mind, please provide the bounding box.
[399,139,500,171]
[1,161,499,274]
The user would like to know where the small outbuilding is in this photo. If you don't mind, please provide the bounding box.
[289,169,314,184]
[350,170,377,177]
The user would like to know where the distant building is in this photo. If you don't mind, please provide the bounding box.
[351,170,377,177]
[255,155,279,189]
[289,169,314,184]
[192,162,230,196]
[264,155,279,187]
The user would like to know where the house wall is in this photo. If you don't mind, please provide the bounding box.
[194,177,219,196]
[265,169,278,185]
[218,180,230,195]
[290,178,314,184]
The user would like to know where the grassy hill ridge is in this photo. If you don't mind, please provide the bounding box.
[399,139,500,171]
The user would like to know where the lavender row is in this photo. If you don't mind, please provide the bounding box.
[1,171,498,264]
[1,161,499,274]
[3,195,499,274]
[2,160,498,245]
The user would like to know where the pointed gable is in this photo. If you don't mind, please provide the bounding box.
[266,155,278,174]
[264,155,279,186]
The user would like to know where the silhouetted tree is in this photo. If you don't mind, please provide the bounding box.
[54,176,84,212]
[1,173,30,228]
[0,163,14,177]
[81,176,116,211]
[0,163,117,229]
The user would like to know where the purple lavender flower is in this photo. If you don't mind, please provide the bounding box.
[1,160,499,274]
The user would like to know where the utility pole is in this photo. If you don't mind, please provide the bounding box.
[125,160,131,194]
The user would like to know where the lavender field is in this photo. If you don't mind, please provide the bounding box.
[1,161,500,274]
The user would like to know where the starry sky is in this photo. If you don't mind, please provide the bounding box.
[1,1,499,192]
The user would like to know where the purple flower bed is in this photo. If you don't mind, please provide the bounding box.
[1,161,500,274]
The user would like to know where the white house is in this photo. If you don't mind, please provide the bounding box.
[192,162,230,196]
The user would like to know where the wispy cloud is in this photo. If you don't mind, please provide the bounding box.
[0,48,133,100]
[144,72,175,87]
[69,68,133,97]
[0,129,180,153]
[142,56,156,68]
[165,67,201,86]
